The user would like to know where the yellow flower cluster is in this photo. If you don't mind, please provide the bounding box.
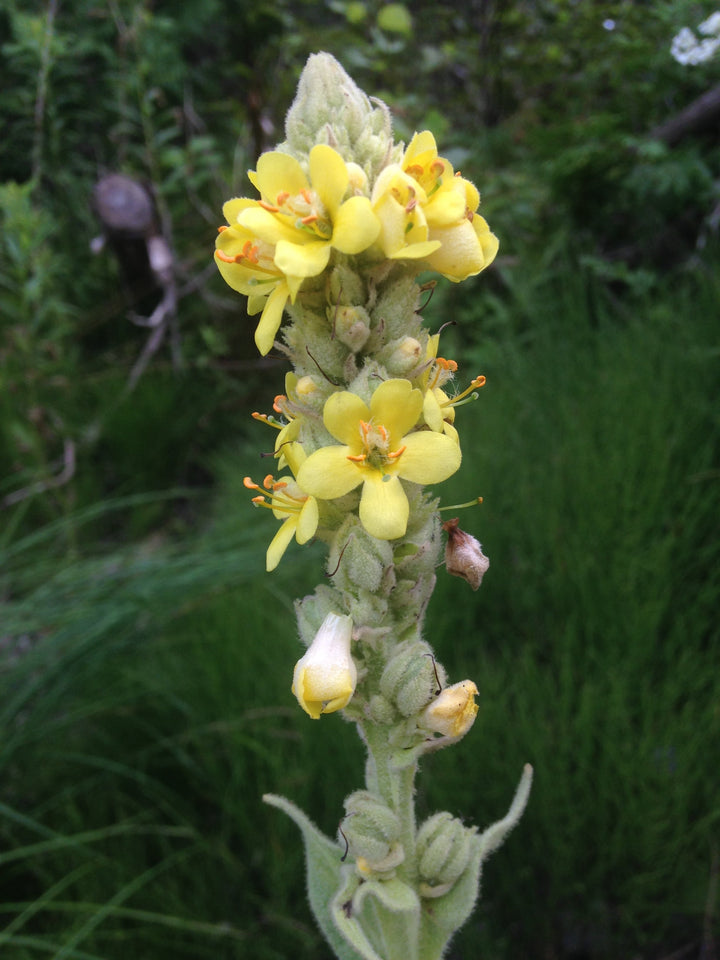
[247,376,465,568]
[217,130,495,571]
[215,133,497,355]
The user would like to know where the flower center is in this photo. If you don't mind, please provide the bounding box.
[216,230,279,281]
[260,189,332,240]
[404,157,445,198]
[347,420,406,473]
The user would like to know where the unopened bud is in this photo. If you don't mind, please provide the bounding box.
[342,791,404,876]
[330,304,371,352]
[346,161,369,195]
[443,518,489,590]
[417,811,474,897]
[380,640,446,717]
[381,336,423,377]
[295,375,318,398]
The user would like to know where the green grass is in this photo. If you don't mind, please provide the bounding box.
[1,263,718,959]
[423,262,720,958]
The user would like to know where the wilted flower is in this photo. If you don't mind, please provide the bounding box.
[443,517,490,590]
[420,680,479,739]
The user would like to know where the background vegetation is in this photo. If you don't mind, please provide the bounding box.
[1,1,719,958]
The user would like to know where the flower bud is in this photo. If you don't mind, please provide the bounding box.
[417,811,474,897]
[420,680,479,739]
[381,336,423,377]
[294,375,319,398]
[443,518,489,590]
[329,304,371,352]
[292,613,357,719]
[380,640,446,717]
[341,791,402,871]
[346,161,369,195]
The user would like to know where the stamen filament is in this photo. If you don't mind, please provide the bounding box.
[439,496,484,512]
[252,412,282,429]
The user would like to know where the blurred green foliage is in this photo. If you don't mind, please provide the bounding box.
[1,1,719,958]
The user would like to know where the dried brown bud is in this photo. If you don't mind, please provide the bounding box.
[442,518,489,590]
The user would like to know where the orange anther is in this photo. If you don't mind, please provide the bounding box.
[215,249,238,263]
[263,474,275,489]
[259,200,279,213]
[243,476,260,490]
[472,376,486,388]
[241,240,259,264]
[388,444,406,460]
[431,160,445,177]
[217,225,227,233]
[276,191,290,205]
[301,213,319,225]
[347,453,367,463]
[301,189,312,204]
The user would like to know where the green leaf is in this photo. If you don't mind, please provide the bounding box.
[332,872,421,960]
[263,793,365,960]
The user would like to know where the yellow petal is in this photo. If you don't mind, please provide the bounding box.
[397,431,462,484]
[255,281,289,355]
[359,473,409,540]
[369,379,423,443]
[424,180,467,227]
[309,144,348,218]
[274,238,331,278]
[296,496,319,544]
[247,293,267,316]
[443,421,460,444]
[266,516,298,572]
[239,204,302,246]
[425,219,496,282]
[323,391,371,445]
[296,445,362,499]
[403,130,440,167]
[222,197,257,224]
[331,197,380,254]
[422,389,444,432]
[254,151,308,203]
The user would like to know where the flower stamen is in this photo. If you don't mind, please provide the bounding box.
[252,411,282,429]
[245,473,307,515]
[441,375,486,410]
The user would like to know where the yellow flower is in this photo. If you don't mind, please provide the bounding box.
[238,144,380,279]
[416,334,485,441]
[296,378,462,541]
[420,680,479,739]
[215,198,302,356]
[371,130,499,281]
[292,613,357,719]
[243,443,318,571]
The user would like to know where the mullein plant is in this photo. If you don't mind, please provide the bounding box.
[215,53,532,960]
